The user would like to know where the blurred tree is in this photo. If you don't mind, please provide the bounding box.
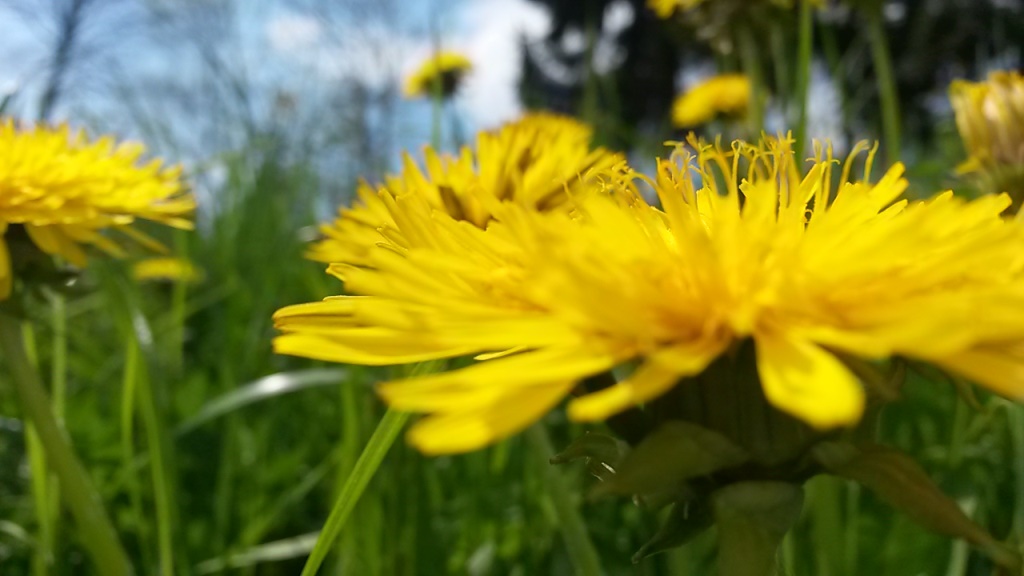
[825,0,1024,147]
[520,0,700,148]
[0,0,145,121]
[519,0,1024,153]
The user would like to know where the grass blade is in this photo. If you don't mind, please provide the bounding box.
[134,340,177,576]
[0,312,134,576]
[526,425,604,576]
[196,531,320,574]
[299,407,410,576]
[175,368,349,435]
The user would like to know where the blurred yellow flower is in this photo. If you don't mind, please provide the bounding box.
[951,71,1024,174]
[403,52,473,99]
[0,120,193,298]
[649,0,819,19]
[132,257,201,283]
[307,113,625,265]
[649,0,704,18]
[276,135,1024,454]
[672,74,751,127]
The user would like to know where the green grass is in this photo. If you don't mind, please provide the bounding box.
[0,130,1021,576]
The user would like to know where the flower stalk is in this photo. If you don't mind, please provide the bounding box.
[299,407,410,576]
[527,425,604,576]
[738,24,766,138]
[793,0,814,157]
[0,311,134,576]
[865,1,901,165]
[714,482,804,576]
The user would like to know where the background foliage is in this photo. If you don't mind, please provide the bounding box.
[0,0,1022,574]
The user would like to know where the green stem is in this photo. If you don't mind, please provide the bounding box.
[738,25,766,139]
[134,338,176,576]
[50,295,66,420]
[865,2,901,164]
[581,13,599,127]
[769,23,789,106]
[170,229,188,375]
[947,396,969,469]
[449,103,465,149]
[299,408,410,576]
[793,0,814,159]
[844,483,861,576]
[526,425,604,576]
[1009,403,1024,544]
[944,499,975,576]
[335,374,362,565]
[0,313,134,576]
[431,84,443,149]
[22,323,54,576]
[120,334,154,572]
[429,18,444,149]
[49,294,66,549]
[713,482,804,576]
[26,429,52,576]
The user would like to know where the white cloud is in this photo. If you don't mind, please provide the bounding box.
[560,27,585,53]
[265,1,553,129]
[266,12,323,54]
[267,11,416,90]
[604,1,635,35]
[451,0,551,128]
[317,23,421,89]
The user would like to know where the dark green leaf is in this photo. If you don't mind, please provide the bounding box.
[591,420,749,499]
[813,441,1021,570]
[550,431,629,482]
[632,498,714,563]
[713,481,804,576]
[175,368,349,434]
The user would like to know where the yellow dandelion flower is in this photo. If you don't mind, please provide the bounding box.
[131,257,201,283]
[649,0,819,19]
[403,51,473,99]
[950,71,1024,176]
[276,136,1024,454]
[0,120,193,298]
[307,113,625,265]
[648,0,705,19]
[672,74,751,127]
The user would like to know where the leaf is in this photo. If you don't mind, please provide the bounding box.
[813,441,1022,570]
[550,431,629,482]
[195,532,320,574]
[299,360,440,576]
[527,426,605,576]
[713,481,804,576]
[175,368,349,434]
[591,420,749,499]
[299,408,409,576]
[0,313,134,576]
[632,498,714,563]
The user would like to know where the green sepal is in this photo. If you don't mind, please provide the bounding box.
[633,498,714,563]
[966,163,1024,212]
[590,420,749,500]
[712,481,804,576]
[950,375,984,411]
[812,441,1022,570]
[5,225,85,305]
[549,431,629,482]
[906,360,984,411]
[836,354,905,404]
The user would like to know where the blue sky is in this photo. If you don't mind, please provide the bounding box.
[0,0,847,170]
[0,0,564,143]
